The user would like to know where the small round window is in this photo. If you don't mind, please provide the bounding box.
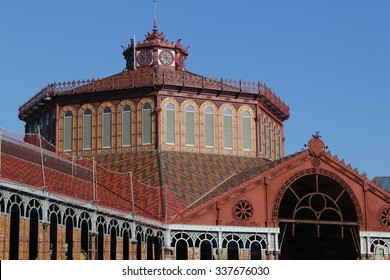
[233,200,253,221]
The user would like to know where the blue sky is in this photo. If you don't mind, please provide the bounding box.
[0,0,389,179]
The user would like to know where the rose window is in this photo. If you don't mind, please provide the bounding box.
[379,207,390,227]
[233,200,253,221]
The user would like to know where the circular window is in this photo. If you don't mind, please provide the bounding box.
[233,200,253,221]
[379,207,390,227]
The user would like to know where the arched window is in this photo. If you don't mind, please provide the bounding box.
[110,227,117,260]
[9,204,20,260]
[147,235,154,260]
[263,119,267,156]
[278,130,282,159]
[123,229,130,260]
[242,110,251,151]
[186,105,195,146]
[29,209,39,260]
[64,111,72,151]
[65,217,73,260]
[83,109,92,150]
[268,124,272,159]
[227,241,239,260]
[258,115,262,153]
[166,103,175,145]
[250,242,262,260]
[97,224,104,260]
[49,213,58,260]
[136,233,142,260]
[200,240,212,260]
[80,220,89,259]
[176,239,188,260]
[122,105,131,147]
[142,103,152,145]
[205,107,214,148]
[223,109,233,149]
[102,107,111,148]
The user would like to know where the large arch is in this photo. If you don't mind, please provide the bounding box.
[274,169,362,260]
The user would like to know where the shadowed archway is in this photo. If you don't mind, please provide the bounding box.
[277,172,361,260]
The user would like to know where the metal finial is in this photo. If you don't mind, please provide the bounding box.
[153,0,158,32]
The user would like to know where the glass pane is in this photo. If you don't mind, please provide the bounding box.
[142,104,151,145]
[224,109,233,149]
[166,106,175,144]
[122,109,131,146]
[186,107,195,146]
[64,113,72,151]
[205,109,214,147]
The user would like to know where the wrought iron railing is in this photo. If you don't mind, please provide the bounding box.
[19,69,290,118]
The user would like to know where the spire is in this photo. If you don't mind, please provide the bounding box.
[153,0,158,32]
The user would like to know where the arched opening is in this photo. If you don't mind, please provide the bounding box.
[110,227,117,260]
[147,235,153,260]
[278,173,360,260]
[200,240,212,260]
[81,220,89,259]
[9,204,20,260]
[227,241,239,260]
[123,230,130,260]
[65,217,73,260]
[154,236,162,260]
[49,214,58,260]
[176,239,188,260]
[29,208,39,260]
[97,224,104,260]
[136,233,142,260]
[250,242,262,260]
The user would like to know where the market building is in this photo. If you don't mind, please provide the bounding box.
[0,20,389,260]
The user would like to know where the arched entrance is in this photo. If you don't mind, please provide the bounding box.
[277,172,361,260]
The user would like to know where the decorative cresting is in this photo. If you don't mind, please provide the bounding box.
[379,207,390,227]
[272,168,363,225]
[233,200,254,222]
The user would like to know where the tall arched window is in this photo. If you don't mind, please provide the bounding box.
[110,227,117,260]
[83,109,92,150]
[176,240,188,260]
[97,224,104,260]
[242,110,251,151]
[227,241,239,260]
[223,109,233,149]
[258,115,262,153]
[205,107,214,148]
[49,213,58,260]
[263,119,267,156]
[278,130,282,159]
[9,204,20,260]
[123,230,130,260]
[250,242,262,260]
[166,103,175,145]
[122,105,131,147]
[185,105,195,146]
[80,220,89,259]
[268,124,272,159]
[29,209,39,260]
[200,240,212,260]
[64,111,72,151]
[273,127,277,160]
[142,103,152,145]
[65,217,73,260]
[102,107,112,148]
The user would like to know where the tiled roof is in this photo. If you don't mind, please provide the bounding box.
[1,135,270,221]
[184,152,305,213]
[92,150,268,221]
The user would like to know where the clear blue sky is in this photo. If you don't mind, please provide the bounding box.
[0,0,389,179]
